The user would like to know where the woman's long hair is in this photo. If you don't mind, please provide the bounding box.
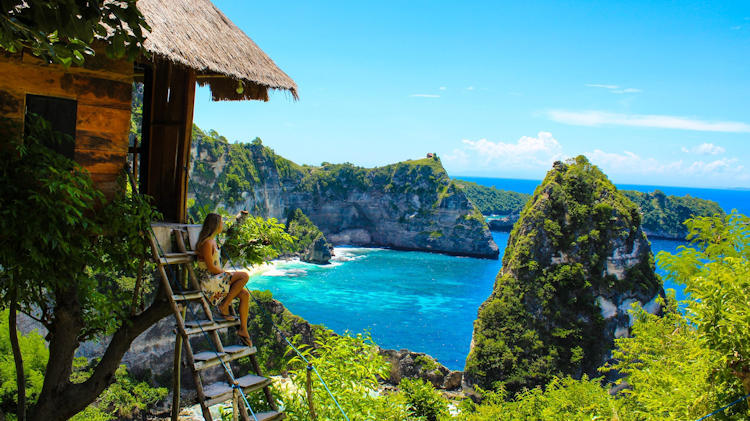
[196,213,222,250]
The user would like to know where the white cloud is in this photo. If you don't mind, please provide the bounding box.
[548,110,750,133]
[611,88,642,94]
[466,86,475,91]
[586,83,619,90]
[586,84,642,94]
[444,132,564,170]
[409,94,440,98]
[587,149,746,180]
[682,143,726,155]
[439,86,447,91]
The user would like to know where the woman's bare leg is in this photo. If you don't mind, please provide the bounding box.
[237,289,250,341]
[218,272,252,342]
[219,271,249,310]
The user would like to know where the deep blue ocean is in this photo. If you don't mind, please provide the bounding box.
[247,177,749,371]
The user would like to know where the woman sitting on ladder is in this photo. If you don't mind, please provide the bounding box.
[195,213,252,347]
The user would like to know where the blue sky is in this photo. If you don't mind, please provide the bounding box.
[193,1,750,188]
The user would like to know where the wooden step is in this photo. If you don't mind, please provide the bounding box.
[203,374,273,406]
[159,251,196,265]
[247,411,285,421]
[183,319,239,336]
[193,351,227,361]
[194,346,257,371]
[171,290,203,302]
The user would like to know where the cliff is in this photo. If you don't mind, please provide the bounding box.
[188,127,498,258]
[464,156,664,394]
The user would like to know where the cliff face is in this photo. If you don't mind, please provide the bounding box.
[189,127,498,258]
[464,156,664,393]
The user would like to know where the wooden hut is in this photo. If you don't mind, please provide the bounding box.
[0,0,297,222]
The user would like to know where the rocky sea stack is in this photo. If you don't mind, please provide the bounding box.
[189,127,498,258]
[465,156,664,393]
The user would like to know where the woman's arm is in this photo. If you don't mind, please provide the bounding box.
[198,240,224,275]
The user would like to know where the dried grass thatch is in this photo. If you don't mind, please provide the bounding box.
[138,0,298,101]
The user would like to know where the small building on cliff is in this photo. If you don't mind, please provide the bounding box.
[0,0,297,222]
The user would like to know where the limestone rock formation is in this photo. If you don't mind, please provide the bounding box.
[284,208,333,264]
[189,128,498,258]
[378,348,463,390]
[464,156,664,394]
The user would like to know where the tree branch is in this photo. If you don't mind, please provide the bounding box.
[31,285,172,420]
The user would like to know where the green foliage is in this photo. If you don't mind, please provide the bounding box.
[0,115,158,338]
[466,156,660,394]
[657,212,750,398]
[398,378,449,421]
[69,359,168,421]
[0,311,48,414]
[461,376,617,420]
[602,293,741,420]
[0,0,149,66]
[221,215,294,268]
[281,332,411,421]
[283,208,331,257]
[623,189,725,239]
[415,355,439,372]
[454,179,531,215]
[0,312,166,419]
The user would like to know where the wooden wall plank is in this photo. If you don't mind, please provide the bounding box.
[75,148,127,174]
[0,61,132,108]
[76,104,130,136]
[0,89,23,118]
[75,130,129,153]
[20,51,132,82]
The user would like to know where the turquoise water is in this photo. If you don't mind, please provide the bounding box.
[248,232,688,371]
[248,232,506,371]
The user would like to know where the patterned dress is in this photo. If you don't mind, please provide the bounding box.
[196,242,232,306]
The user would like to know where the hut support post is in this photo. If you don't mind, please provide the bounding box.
[170,306,186,421]
[142,59,196,223]
[306,364,317,420]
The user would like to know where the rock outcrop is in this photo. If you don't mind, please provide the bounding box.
[189,128,498,259]
[465,156,665,394]
[284,208,333,264]
[486,214,519,231]
[378,348,463,390]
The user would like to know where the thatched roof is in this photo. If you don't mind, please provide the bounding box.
[138,0,298,101]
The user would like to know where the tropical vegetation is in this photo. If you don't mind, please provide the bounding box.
[453,179,531,215]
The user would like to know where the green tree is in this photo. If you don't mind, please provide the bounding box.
[222,213,294,268]
[398,378,449,421]
[0,0,148,66]
[0,116,169,421]
[281,332,411,421]
[658,212,750,397]
[603,293,742,420]
[461,376,617,421]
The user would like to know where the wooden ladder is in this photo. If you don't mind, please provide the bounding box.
[148,222,284,421]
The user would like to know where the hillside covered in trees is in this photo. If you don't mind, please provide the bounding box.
[456,178,725,240]
[188,126,498,258]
